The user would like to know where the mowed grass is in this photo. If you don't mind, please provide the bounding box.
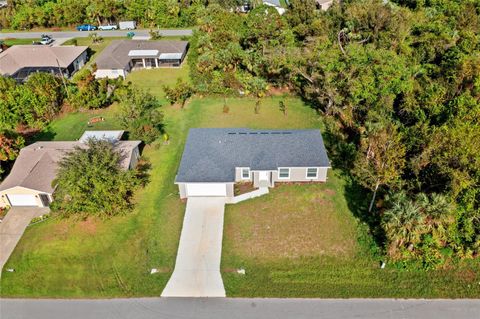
[1,38,40,45]
[221,172,480,298]
[1,60,478,297]
[0,83,323,297]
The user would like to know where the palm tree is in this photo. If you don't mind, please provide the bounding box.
[382,192,424,255]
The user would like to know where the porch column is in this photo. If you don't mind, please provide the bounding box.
[155,58,159,68]
[142,58,146,68]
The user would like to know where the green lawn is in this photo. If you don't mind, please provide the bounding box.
[1,38,40,45]
[1,66,479,297]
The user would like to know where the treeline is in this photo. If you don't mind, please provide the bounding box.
[189,0,480,268]
[0,0,250,29]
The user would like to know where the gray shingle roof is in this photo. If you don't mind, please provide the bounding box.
[175,128,330,183]
[95,40,188,69]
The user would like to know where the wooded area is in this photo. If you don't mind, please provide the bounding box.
[187,0,480,268]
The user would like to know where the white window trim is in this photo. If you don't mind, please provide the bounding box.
[306,167,319,179]
[278,167,290,180]
[240,167,251,180]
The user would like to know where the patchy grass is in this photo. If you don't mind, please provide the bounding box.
[0,83,324,297]
[221,171,480,298]
[2,63,478,297]
[224,181,357,261]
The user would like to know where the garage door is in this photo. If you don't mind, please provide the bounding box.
[185,183,227,197]
[7,194,38,206]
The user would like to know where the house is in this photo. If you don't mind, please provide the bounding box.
[263,0,287,15]
[0,131,141,208]
[316,0,334,10]
[175,128,330,199]
[0,45,88,82]
[94,40,189,79]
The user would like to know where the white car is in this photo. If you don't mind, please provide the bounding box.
[98,24,118,31]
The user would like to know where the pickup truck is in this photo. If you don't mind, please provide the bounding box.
[98,24,118,31]
[76,24,97,31]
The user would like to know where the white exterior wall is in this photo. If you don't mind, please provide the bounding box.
[177,183,234,199]
[95,69,126,79]
[0,186,52,208]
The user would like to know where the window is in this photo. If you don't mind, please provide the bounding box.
[306,168,318,179]
[241,168,250,179]
[278,168,290,179]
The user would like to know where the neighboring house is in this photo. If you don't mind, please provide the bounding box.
[175,128,331,199]
[316,0,334,10]
[0,45,88,82]
[0,131,141,208]
[94,40,189,79]
[263,0,287,15]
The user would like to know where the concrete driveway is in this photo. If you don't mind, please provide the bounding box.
[162,197,226,297]
[0,207,49,275]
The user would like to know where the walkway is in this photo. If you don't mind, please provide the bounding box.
[2,298,479,319]
[161,197,226,297]
[0,207,49,276]
[227,187,269,204]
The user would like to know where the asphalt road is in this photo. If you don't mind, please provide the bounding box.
[1,298,479,319]
[0,29,192,39]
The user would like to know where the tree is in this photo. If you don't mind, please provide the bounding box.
[353,119,406,212]
[69,70,111,109]
[0,130,24,176]
[163,78,194,108]
[116,86,164,143]
[51,139,139,218]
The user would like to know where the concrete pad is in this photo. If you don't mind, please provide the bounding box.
[0,207,49,276]
[162,197,226,297]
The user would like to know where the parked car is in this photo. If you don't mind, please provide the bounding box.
[98,24,118,31]
[119,21,136,30]
[40,34,54,45]
[76,24,97,31]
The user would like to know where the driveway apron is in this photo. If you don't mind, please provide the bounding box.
[162,197,226,297]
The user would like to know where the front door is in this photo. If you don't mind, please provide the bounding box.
[258,171,270,187]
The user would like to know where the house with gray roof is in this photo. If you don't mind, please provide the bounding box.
[175,128,330,198]
[0,45,88,82]
[94,40,189,79]
[0,131,141,208]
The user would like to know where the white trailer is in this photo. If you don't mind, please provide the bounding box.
[119,21,136,30]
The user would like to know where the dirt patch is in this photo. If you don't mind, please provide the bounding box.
[234,182,256,196]
[78,217,98,235]
[225,184,357,260]
[267,86,291,96]
[454,268,478,283]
